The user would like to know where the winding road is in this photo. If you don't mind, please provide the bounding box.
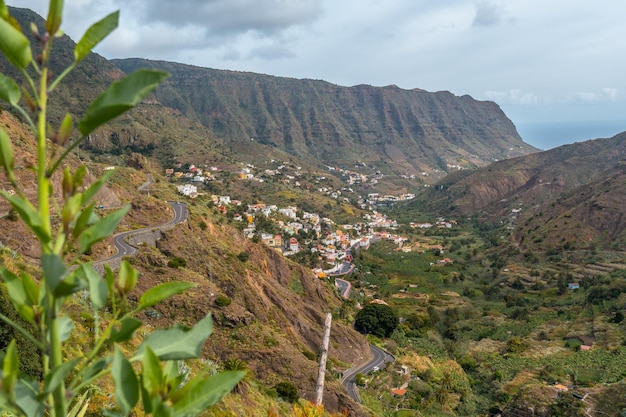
[94,201,187,266]
[341,345,395,402]
[335,278,352,299]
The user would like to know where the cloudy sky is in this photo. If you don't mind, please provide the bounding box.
[12,0,626,148]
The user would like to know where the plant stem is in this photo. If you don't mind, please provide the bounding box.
[37,34,67,417]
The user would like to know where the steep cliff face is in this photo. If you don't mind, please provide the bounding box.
[113,59,536,176]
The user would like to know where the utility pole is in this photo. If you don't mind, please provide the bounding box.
[315,313,332,405]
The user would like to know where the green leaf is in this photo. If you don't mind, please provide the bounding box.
[82,263,108,311]
[62,193,82,229]
[56,113,73,146]
[112,347,139,416]
[2,340,19,396]
[141,346,163,397]
[21,272,40,306]
[0,129,14,184]
[0,73,20,105]
[62,264,103,311]
[171,371,245,416]
[54,270,88,297]
[137,282,194,311]
[58,316,74,343]
[78,204,129,254]
[116,260,138,296]
[74,11,118,63]
[62,166,72,198]
[151,401,173,417]
[81,357,109,382]
[163,361,185,392]
[72,203,96,239]
[45,0,63,35]
[0,268,36,322]
[140,383,154,415]
[82,169,114,204]
[104,265,115,296]
[0,192,50,244]
[0,14,32,70]
[135,314,213,361]
[78,70,169,136]
[0,129,13,172]
[43,358,81,396]
[109,317,141,343]
[41,253,68,295]
[14,376,44,417]
[73,165,87,189]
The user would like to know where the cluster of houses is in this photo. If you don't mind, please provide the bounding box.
[325,164,383,187]
[409,218,458,229]
[168,162,459,271]
[169,160,421,216]
[365,193,416,206]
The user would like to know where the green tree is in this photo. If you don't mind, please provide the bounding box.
[0,3,243,417]
[274,381,299,403]
[214,295,232,307]
[354,303,399,338]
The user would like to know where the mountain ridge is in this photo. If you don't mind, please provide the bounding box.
[112,57,536,179]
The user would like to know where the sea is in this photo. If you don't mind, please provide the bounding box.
[515,119,626,151]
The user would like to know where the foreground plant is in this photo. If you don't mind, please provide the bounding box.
[0,1,243,416]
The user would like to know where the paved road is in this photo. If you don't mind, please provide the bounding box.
[138,174,154,191]
[341,345,395,402]
[94,201,187,265]
[331,260,354,275]
[335,278,352,299]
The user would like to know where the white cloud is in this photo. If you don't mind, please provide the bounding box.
[484,89,538,105]
[565,88,619,104]
[131,0,324,38]
[11,0,626,131]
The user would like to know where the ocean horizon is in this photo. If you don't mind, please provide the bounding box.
[515,119,626,151]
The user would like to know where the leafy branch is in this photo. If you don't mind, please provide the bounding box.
[0,2,243,416]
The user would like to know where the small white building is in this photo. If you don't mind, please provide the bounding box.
[177,184,198,197]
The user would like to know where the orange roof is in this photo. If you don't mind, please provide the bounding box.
[391,388,407,396]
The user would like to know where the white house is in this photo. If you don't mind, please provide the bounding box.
[288,237,300,253]
[177,184,198,197]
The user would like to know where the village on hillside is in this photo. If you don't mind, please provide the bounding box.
[167,161,456,278]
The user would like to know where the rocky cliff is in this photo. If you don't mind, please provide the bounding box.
[113,59,536,176]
